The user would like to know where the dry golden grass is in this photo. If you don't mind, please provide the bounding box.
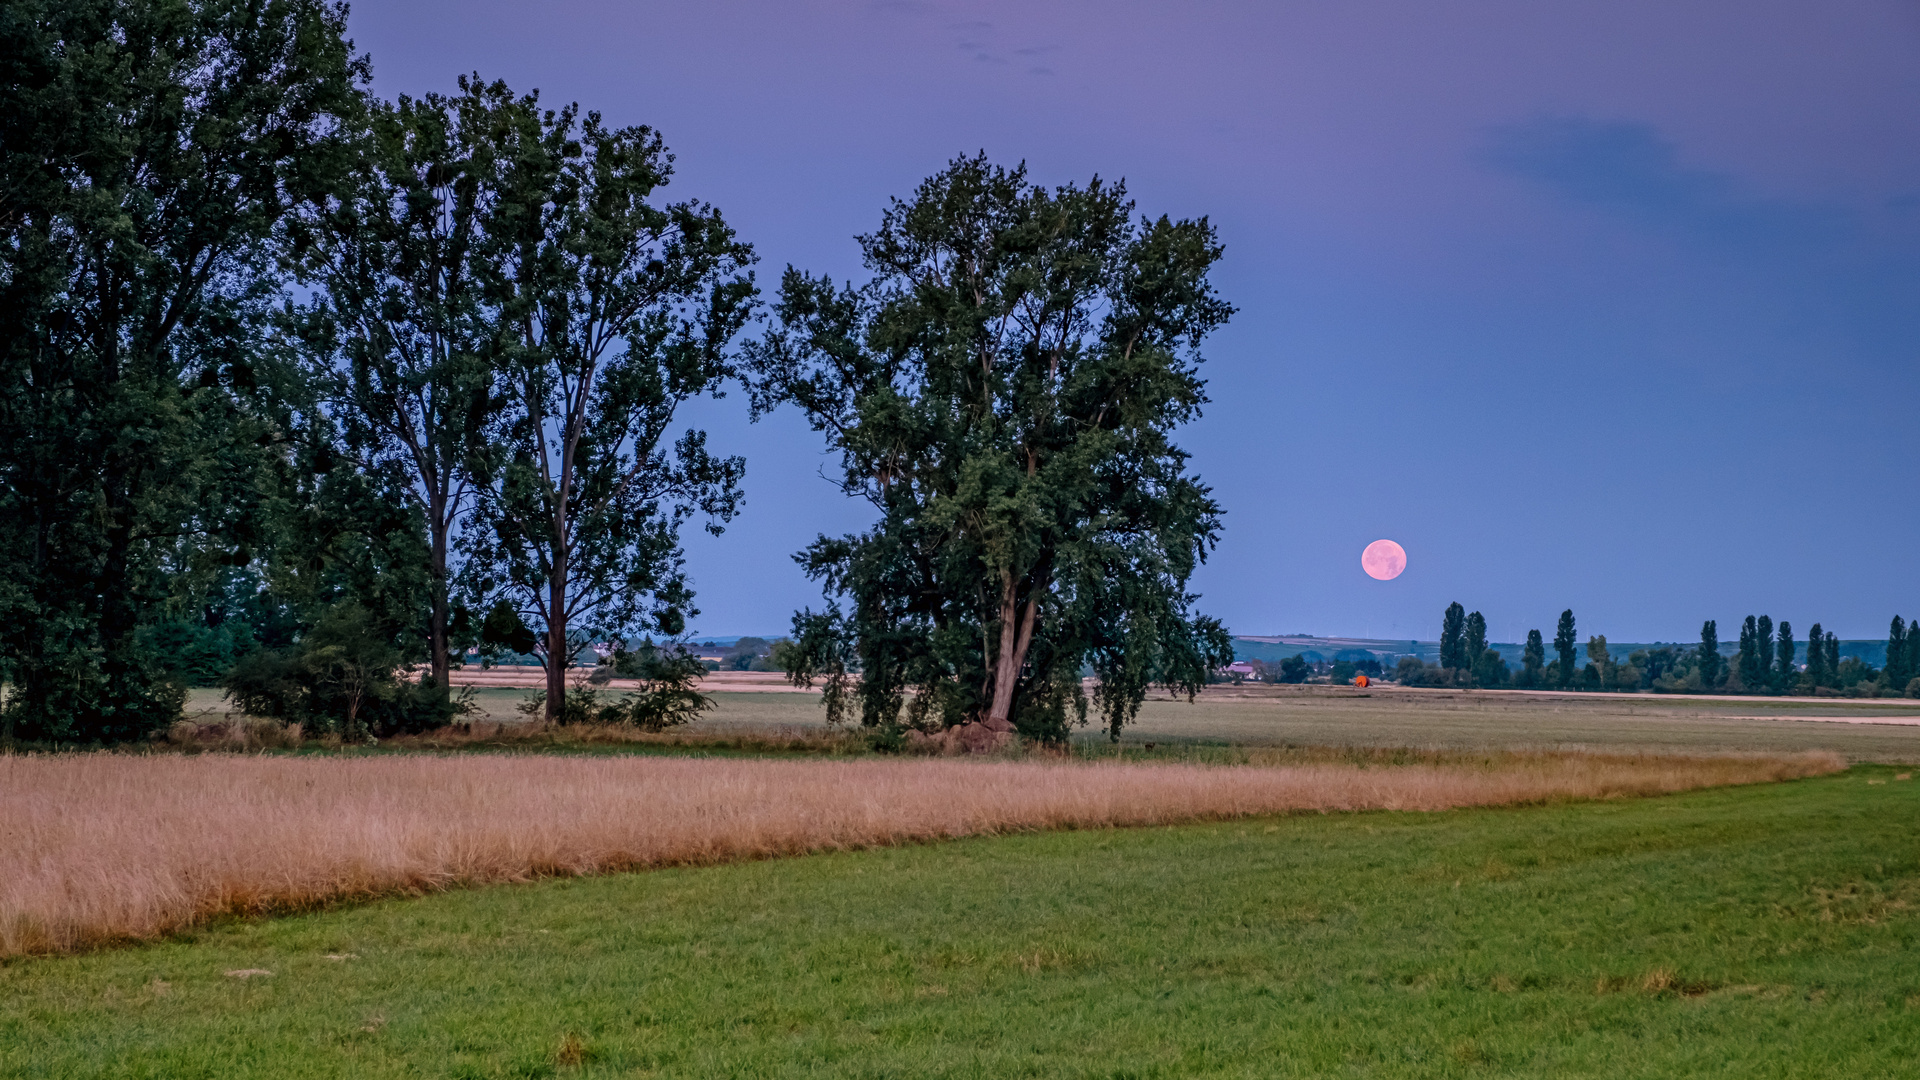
[0,749,1840,957]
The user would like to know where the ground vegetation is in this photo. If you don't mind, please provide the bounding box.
[2,762,1911,1076]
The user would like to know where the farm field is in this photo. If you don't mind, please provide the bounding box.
[1104,686,1920,761]
[183,681,1920,760]
[8,750,1822,956]
[2,765,1914,1078]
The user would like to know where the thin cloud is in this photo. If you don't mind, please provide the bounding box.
[1478,116,1849,257]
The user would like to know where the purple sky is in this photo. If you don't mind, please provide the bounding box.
[351,1,1920,643]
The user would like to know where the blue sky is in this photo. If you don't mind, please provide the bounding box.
[351,0,1920,643]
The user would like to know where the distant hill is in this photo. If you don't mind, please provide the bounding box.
[1233,635,1891,667]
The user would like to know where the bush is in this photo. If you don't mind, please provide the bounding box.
[1278,654,1312,683]
[524,643,714,732]
[223,604,468,739]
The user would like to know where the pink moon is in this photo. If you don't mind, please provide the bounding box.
[1361,539,1406,581]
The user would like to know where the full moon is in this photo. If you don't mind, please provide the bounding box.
[1361,539,1406,581]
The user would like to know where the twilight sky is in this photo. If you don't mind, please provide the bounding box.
[350,0,1920,643]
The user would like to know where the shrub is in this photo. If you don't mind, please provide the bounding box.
[522,643,715,732]
[223,604,469,739]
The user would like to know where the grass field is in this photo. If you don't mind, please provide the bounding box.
[3,764,1913,1078]
[8,749,1828,956]
[189,682,1920,761]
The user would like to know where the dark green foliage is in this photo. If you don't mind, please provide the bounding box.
[1519,629,1546,688]
[1824,631,1840,683]
[714,636,785,672]
[1553,610,1577,688]
[479,598,539,657]
[1584,635,1613,690]
[612,641,716,730]
[1392,656,1463,688]
[1471,646,1509,687]
[746,155,1235,742]
[1697,619,1722,687]
[1804,622,1828,688]
[224,603,465,739]
[1775,620,1794,691]
[1325,655,1382,685]
[1279,654,1313,684]
[777,606,862,725]
[1629,646,1681,691]
[1438,603,1466,671]
[293,77,513,687]
[1460,609,1505,685]
[140,573,264,687]
[1835,655,1877,692]
[515,687,611,726]
[526,642,712,731]
[1736,616,1760,691]
[461,86,755,723]
[1885,616,1910,691]
[223,403,457,734]
[1754,616,1773,692]
[0,0,364,742]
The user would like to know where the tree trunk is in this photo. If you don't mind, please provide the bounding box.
[428,493,450,688]
[985,571,1038,729]
[544,529,568,724]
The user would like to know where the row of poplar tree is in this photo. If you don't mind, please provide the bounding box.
[1412,605,1920,697]
[1,1,1238,744]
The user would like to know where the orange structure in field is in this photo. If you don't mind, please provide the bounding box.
[1352,674,1369,688]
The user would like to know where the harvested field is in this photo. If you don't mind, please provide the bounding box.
[0,749,1839,958]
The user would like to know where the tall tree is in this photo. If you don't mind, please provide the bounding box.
[1553,609,1578,688]
[464,90,756,722]
[1697,619,1721,688]
[1775,620,1794,692]
[1824,631,1839,681]
[1804,621,1827,688]
[1468,613,1507,687]
[1886,615,1910,691]
[746,155,1235,740]
[294,78,516,688]
[0,0,363,740]
[1521,629,1546,687]
[1754,616,1773,691]
[1586,635,1612,689]
[1440,603,1468,671]
[1736,616,1759,690]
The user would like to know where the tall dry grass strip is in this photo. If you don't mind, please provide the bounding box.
[0,750,1840,957]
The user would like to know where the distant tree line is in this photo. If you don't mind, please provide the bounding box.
[1235,653,1380,686]
[1393,606,1920,698]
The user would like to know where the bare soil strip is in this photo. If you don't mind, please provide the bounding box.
[0,749,1839,958]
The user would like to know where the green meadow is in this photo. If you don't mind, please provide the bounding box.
[5,764,1915,1079]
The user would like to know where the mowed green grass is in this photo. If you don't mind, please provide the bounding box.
[4,768,1916,1078]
